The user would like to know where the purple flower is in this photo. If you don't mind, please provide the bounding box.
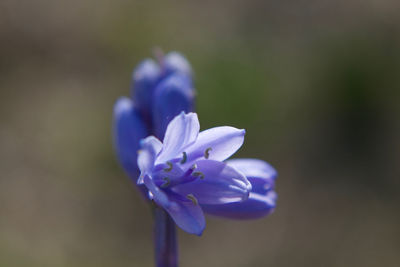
[137,112,277,235]
[113,51,277,237]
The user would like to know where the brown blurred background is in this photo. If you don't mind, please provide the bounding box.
[1,0,400,266]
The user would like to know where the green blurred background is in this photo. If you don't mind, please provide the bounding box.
[1,1,400,266]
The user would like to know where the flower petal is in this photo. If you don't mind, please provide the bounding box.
[226,158,277,180]
[152,74,196,139]
[202,158,277,219]
[226,158,276,194]
[201,190,277,219]
[144,176,205,235]
[156,112,199,164]
[137,136,163,183]
[183,126,245,165]
[113,97,148,180]
[144,175,170,207]
[171,160,251,205]
[163,195,205,236]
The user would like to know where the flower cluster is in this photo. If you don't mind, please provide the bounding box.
[113,51,195,196]
[113,51,277,235]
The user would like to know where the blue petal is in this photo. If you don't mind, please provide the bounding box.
[137,136,163,183]
[113,97,148,181]
[163,51,193,78]
[183,126,245,165]
[171,160,251,205]
[226,158,276,194]
[163,194,205,236]
[144,175,170,207]
[156,112,199,164]
[226,158,277,180]
[131,59,161,123]
[201,190,277,219]
[144,176,205,235]
[152,74,196,139]
[201,158,277,219]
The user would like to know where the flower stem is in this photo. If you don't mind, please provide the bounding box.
[154,205,178,267]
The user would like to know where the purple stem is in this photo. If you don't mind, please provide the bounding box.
[154,205,178,267]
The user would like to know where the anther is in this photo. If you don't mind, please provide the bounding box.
[204,147,212,159]
[160,177,171,188]
[163,161,173,172]
[180,152,187,164]
[186,194,198,205]
[192,171,205,180]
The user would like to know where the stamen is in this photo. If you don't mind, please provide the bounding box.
[204,147,212,159]
[180,152,187,164]
[192,171,205,180]
[186,194,198,205]
[163,161,173,172]
[160,177,171,188]
[190,163,197,170]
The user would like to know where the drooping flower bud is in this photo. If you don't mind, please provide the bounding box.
[131,59,161,124]
[113,97,148,183]
[163,51,193,78]
[152,73,196,139]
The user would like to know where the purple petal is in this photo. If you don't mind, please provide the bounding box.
[163,195,205,236]
[201,158,278,219]
[113,97,148,180]
[201,190,277,219]
[152,74,195,139]
[226,158,277,180]
[144,176,205,235]
[144,175,170,207]
[171,160,251,205]
[156,112,199,164]
[184,126,245,164]
[226,158,276,194]
[137,136,162,183]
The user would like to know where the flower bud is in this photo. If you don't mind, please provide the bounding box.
[113,97,148,182]
[131,59,161,124]
[152,73,196,139]
[163,51,193,78]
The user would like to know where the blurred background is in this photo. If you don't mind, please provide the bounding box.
[1,0,400,266]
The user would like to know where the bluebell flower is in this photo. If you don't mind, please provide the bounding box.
[136,112,277,235]
[113,51,277,237]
